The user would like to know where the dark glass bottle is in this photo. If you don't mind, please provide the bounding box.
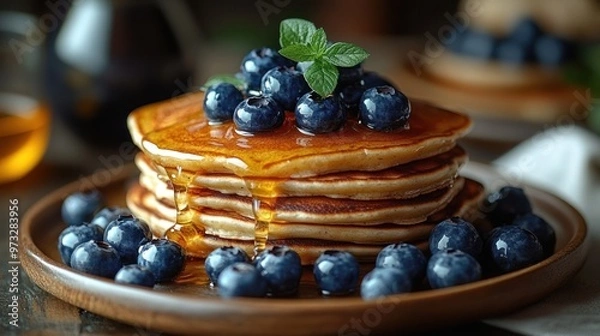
[44,0,201,147]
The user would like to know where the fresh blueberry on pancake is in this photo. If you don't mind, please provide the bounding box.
[496,39,532,65]
[507,17,542,47]
[336,80,366,118]
[261,66,310,111]
[254,245,303,296]
[70,240,123,279]
[295,92,345,133]
[428,217,483,258]
[313,250,359,295]
[359,85,411,131]
[337,63,364,85]
[103,215,152,265]
[205,246,250,285]
[137,239,186,283]
[360,267,412,300]
[426,249,482,289]
[485,225,544,273]
[61,190,103,226]
[90,206,131,230]
[114,264,156,288]
[217,262,268,298]
[58,223,104,265]
[459,29,497,59]
[512,213,556,258]
[240,47,292,92]
[375,243,427,284]
[360,71,395,90]
[233,95,285,133]
[534,35,571,68]
[203,83,245,122]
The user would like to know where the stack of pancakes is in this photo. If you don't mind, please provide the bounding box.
[126,92,485,264]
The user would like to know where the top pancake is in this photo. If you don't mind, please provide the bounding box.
[127,92,471,179]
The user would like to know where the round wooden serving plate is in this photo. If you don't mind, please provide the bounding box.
[21,163,590,335]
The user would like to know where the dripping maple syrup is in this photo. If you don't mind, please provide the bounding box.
[133,92,471,257]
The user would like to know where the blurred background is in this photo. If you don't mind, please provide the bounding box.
[0,0,598,185]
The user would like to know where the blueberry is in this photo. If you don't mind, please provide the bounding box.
[233,95,284,133]
[360,71,395,90]
[359,86,411,131]
[70,240,123,278]
[114,264,155,288]
[137,239,186,283]
[203,83,245,122]
[205,246,250,285]
[217,262,268,298]
[90,206,131,230]
[61,190,103,226]
[360,267,412,300]
[103,215,152,264]
[429,217,483,258]
[295,92,346,134]
[337,63,363,85]
[512,213,556,258]
[253,245,303,296]
[507,18,542,46]
[482,186,532,226]
[240,47,292,91]
[295,61,312,73]
[57,223,104,265]
[313,250,359,295]
[459,29,497,59]
[336,81,366,118]
[261,66,310,111]
[375,243,427,284]
[486,225,544,273]
[496,39,532,65]
[426,249,482,289]
[534,35,570,67]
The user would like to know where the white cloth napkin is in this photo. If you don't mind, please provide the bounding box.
[484,125,600,336]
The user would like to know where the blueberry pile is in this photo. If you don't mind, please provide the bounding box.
[206,245,303,298]
[447,17,574,67]
[58,191,186,287]
[203,46,410,134]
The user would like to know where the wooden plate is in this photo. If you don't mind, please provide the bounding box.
[21,163,590,335]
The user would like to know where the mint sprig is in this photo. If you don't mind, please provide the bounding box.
[279,18,369,97]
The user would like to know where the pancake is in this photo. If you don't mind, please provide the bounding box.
[126,177,485,262]
[127,92,471,179]
[141,171,466,225]
[126,91,479,264]
[135,146,467,200]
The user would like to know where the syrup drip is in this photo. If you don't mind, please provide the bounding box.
[251,197,275,256]
[163,166,205,250]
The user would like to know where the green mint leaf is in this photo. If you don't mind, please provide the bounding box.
[323,42,370,67]
[279,44,318,62]
[279,18,317,48]
[304,60,338,97]
[201,75,246,91]
[309,28,328,56]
